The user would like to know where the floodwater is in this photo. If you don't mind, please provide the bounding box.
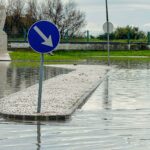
[0,62,71,99]
[0,61,150,149]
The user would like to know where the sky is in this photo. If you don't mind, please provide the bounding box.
[64,0,150,35]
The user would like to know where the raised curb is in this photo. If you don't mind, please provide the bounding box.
[0,65,111,121]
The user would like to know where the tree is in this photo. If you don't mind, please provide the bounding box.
[63,1,86,36]
[5,0,25,35]
[3,0,85,39]
[98,25,146,40]
[41,0,86,37]
[25,0,38,29]
[114,26,146,39]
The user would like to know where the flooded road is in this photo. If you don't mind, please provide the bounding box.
[0,61,150,149]
[0,62,71,99]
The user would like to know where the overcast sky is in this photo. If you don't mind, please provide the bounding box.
[64,0,150,35]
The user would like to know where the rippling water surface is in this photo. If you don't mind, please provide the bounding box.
[0,61,150,150]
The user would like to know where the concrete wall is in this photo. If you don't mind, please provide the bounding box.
[57,43,129,50]
[9,42,150,51]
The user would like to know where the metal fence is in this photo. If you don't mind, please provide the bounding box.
[6,30,149,44]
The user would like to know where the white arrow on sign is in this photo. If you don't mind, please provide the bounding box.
[33,26,53,47]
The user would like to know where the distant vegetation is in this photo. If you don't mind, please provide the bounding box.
[0,0,148,43]
[0,0,85,39]
[98,25,146,41]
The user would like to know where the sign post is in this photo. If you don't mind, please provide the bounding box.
[37,53,44,113]
[106,0,110,66]
[148,32,150,45]
[104,0,114,66]
[103,21,114,66]
[28,20,60,113]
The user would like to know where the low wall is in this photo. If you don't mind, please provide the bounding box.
[9,42,150,50]
[57,43,130,50]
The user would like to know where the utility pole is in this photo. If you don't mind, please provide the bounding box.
[105,0,110,66]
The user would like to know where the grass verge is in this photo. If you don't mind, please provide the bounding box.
[9,49,150,62]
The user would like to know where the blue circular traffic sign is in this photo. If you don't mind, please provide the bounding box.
[28,20,60,53]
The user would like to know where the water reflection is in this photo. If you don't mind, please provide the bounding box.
[82,75,112,111]
[83,68,150,111]
[1,61,150,149]
[0,62,71,99]
[102,76,111,110]
[37,123,41,150]
[0,62,11,98]
[85,58,150,69]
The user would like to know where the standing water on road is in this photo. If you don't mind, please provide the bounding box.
[0,61,150,150]
[0,62,71,99]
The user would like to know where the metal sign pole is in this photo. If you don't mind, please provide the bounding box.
[28,20,60,114]
[37,53,44,113]
[105,0,110,66]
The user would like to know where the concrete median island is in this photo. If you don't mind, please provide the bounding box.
[0,65,111,121]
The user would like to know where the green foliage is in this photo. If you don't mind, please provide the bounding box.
[114,26,146,39]
[98,33,115,40]
[98,25,146,40]
[10,50,150,62]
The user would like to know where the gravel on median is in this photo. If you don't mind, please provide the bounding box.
[0,65,111,120]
